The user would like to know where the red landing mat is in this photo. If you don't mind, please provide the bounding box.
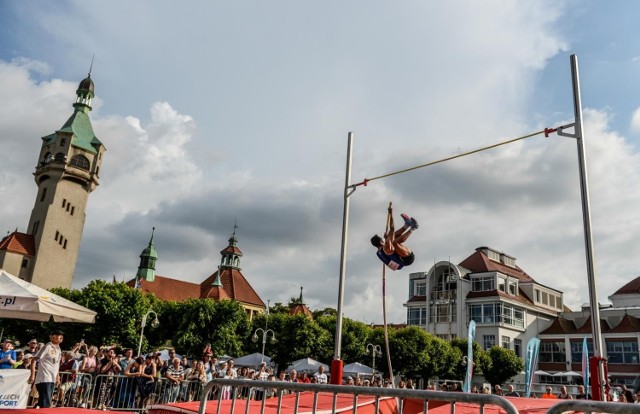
[148,392,397,414]
[10,409,134,414]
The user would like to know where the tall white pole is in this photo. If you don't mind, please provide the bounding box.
[332,132,354,384]
[559,54,605,400]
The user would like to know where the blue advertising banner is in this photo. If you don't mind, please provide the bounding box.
[524,337,541,398]
[462,320,476,393]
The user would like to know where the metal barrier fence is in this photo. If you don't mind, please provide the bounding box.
[195,379,521,414]
[547,400,640,414]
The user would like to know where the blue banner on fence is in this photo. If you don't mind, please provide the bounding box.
[524,337,540,398]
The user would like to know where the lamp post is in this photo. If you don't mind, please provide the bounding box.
[366,344,382,374]
[252,328,276,363]
[137,310,160,357]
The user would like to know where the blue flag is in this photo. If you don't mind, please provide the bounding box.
[582,336,589,392]
[524,338,541,398]
[463,320,476,392]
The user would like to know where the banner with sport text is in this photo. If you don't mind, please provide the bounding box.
[0,369,31,409]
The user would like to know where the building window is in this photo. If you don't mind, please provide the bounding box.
[63,239,67,249]
[502,336,510,349]
[535,289,540,302]
[55,231,59,242]
[40,188,47,202]
[483,335,496,350]
[407,307,426,326]
[71,206,75,215]
[415,280,426,296]
[498,277,506,292]
[606,340,640,364]
[514,339,522,358]
[31,221,40,235]
[508,281,517,295]
[472,275,494,291]
[60,138,66,146]
[542,291,548,305]
[540,341,566,363]
[429,303,457,323]
[21,258,28,268]
[570,341,594,363]
[62,199,67,208]
[70,154,90,170]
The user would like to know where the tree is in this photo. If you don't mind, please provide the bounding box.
[315,315,374,364]
[450,338,490,380]
[481,346,524,386]
[171,299,250,358]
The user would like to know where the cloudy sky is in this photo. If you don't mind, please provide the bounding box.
[1,1,639,324]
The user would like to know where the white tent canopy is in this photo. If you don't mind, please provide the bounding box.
[287,357,329,373]
[0,270,96,323]
[553,371,582,377]
[234,352,271,368]
[343,362,374,376]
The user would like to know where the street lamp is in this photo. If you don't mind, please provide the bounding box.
[252,328,276,363]
[366,344,382,374]
[137,310,160,357]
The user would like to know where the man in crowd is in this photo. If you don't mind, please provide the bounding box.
[165,357,185,403]
[0,339,16,369]
[313,366,328,384]
[29,329,64,408]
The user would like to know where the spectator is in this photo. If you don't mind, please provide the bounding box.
[120,357,144,409]
[557,385,573,400]
[574,385,589,400]
[622,385,634,404]
[494,385,504,396]
[634,391,640,404]
[298,371,311,383]
[471,385,479,393]
[137,355,157,406]
[505,384,520,397]
[363,379,370,387]
[313,366,328,384]
[0,339,16,369]
[23,338,39,354]
[254,362,269,381]
[482,386,491,394]
[120,348,134,372]
[398,380,406,388]
[289,369,299,383]
[541,386,558,399]
[406,379,415,389]
[13,350,25,368]
[203,354,214,381]
[451,383,461,392]
[181,356,189,369]
[346,376,355,386]
[29,329,64,408]
[57,351,77,407]
[164,357,184,403]
[95,347,121,409]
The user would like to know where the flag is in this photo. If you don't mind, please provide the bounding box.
[582,336,589,392]
[524,338,541,398]
[462,320,476,392]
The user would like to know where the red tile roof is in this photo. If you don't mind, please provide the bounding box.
[289,303,313,318]
[126,275,201,301]
[575,316,611,334]
[612,276,640,295]
[540,317,578,334]
[608,315,640,333]
[459,249,534,282]
[200,267,265,307]
[0,232,35,256]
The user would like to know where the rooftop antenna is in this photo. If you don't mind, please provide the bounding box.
[88,54,95,77]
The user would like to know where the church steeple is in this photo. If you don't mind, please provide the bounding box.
[219,222,242,270]
[136,227,158,282]
[73,60,95,113]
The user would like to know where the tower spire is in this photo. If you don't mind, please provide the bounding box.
[136,227,158,283]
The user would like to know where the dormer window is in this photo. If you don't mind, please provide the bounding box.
[472,275,494,291]
[508,280,517,295]
[70,155,90,170]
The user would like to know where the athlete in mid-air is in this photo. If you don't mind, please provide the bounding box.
[371,212,418,270]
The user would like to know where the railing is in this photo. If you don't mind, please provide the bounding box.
[195,378,520,414]
[547,400,640,414]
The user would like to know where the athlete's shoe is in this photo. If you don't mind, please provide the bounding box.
[401,213,412,227]
[410,217,419,230]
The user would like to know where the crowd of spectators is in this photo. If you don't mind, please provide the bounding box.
[3,335,639,408]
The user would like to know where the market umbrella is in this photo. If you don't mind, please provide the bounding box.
[234,352,271,368]
[534,370,551,376]
[0,270,96,323]
[287,357,329,373]
[343,362,374,376]
[553,371,582,377]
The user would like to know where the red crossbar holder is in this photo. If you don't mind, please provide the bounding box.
[544,127,558,137]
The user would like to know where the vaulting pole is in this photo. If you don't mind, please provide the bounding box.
[331,132,354,385]
[558,54,606,400]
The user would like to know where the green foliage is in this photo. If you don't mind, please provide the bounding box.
[481,346,524,386]
[315,315,374,364]
[449,338,490,379]
[170,299,250,358]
